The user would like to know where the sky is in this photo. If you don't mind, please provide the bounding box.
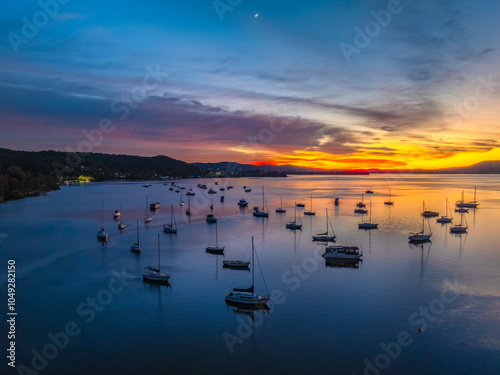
[1,0,500,170]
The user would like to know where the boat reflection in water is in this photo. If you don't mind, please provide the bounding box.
[324,258,360,269]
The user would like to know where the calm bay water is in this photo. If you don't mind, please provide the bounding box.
[1,174,500,375]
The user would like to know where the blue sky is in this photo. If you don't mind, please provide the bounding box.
[1,0,500,168]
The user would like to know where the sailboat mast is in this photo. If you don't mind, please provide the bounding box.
[369,201,372,223]
[325,208,328,235]
[136,219,139,243]
[157,234,161,272]
[474,186,477,203]
[170,204,173,225]
[215,222,218,246]
[262,185,264,210]
[251,237,255,287]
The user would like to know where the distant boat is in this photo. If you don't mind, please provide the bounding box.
[358,200,378,229]
[150,202,160,210]
[286,203,302,230]
[304,196,316,216]
[365,188,373,194]
[384,190,394,205]
[421,201,439,217]
[186,190,195,196]
[450,214,468,234]
[409,202,432,242]
[113,209,121,218]
[130,219,142,253]
[276,197,286,213]
[219,187,225,191]
[244,188,252,193]
[253,186,269,217]
[208,188,217,194]
[455,207,469,213]
[144,196,152,223]
[163,204,177,234]
[354,207,368,214]
[356,193,366,208]
[238,199,248,207]
[227,185,234,189]
[179,190,184,206]
[143,234,171,283]
[206,222,224,254]
[296,203,305,208]
[117,205,125,230]
[206,214,217,223]
[334,197,340,206]
[225,237,269,308]
[322,245,362,260]
[169,187,174,191]
[223,259,250,268]
[436,198,453,223]
[220,196,225,202]
[312,208,336,241]
[97,200,108,241]
[455,186,479,208]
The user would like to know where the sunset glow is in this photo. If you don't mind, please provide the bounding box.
[1,1,499,170]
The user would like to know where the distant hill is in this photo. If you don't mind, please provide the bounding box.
[438,160,500,174]
[192,161,368,175]
[0,148,205,203]
[0,148,203,180]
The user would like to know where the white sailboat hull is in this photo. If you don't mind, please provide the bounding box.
[142,266,170,282]
[225,291,269,307]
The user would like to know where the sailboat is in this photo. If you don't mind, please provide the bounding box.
[275,197,286,213]
[312,208,336,241]
[356,193,366,208]
[384,190,394,205]
[163,204,177,233]
[421,201,439,217]
[225,237,270,308]
[144,196,152,223]
[304,196,316,216]
[455,186,479,208]
[365,188,374,194]
[253,186,269,217]
[97,200,108,241]
[130,219,142,253]
[179,190,184,206]
[286,203,302,230]
[143,234,171,282]
[206,222,225,254]
[409,202,432,242]
[450,214,468,233]
[117,205,125,230]
[436,198,453,223]
[358,200,378,229]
